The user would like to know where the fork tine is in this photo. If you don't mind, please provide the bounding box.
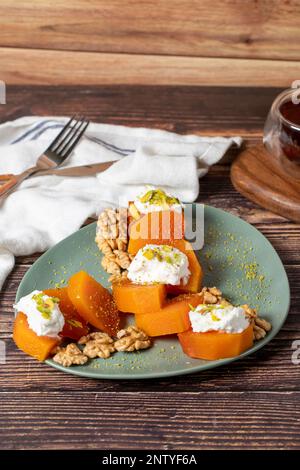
[46,115,76,152]
[52,116,84,154]
[59,119,89,158]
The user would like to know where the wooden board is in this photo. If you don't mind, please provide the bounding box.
[231,144,300,223]
[1,0,300,61]
[1,47,300,86]
[1,86,299,450]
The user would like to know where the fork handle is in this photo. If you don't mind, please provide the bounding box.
[0,167,38,199]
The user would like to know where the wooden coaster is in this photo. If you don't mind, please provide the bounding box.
[230,144,300,222]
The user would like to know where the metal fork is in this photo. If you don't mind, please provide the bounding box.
[0,115,89,199]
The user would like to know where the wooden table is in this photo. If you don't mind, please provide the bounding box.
[1,85,299,450]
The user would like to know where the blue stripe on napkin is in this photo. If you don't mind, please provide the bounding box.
[11,119,135,157]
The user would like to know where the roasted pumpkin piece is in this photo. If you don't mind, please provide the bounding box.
[68,271,120,336]
[43,287,89,341]
[178,323,254,360]
[129,210,185,246]
[112,278,167,314]
[135,292,204,336]
[13,312,60,361]
[166,240,203,294]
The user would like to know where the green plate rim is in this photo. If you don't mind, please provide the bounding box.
[16,204,290,380]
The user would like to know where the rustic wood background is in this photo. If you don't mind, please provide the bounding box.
[0,85,299,450]
[0,0,300,86]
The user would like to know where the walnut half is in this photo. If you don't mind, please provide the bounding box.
[78,332,115,359]
[114,326,151,352]
[200,286,231,306]
[52,343,88,367]
[242,304,272,341]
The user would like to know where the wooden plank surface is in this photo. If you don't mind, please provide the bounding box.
[0,84,283,130]
[2,392,300,450]
[1,47,300,86]
[0,0,300,61]
[0,85,299,450]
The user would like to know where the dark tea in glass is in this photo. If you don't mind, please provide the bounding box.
[264,88,300,177]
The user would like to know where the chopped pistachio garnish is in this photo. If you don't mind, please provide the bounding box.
[142,245,179,264]
[139,189,154,203]
[67,318,83,328]
[139,188,180,207]
[211,312,221,322]
[173,253,181,262]
[188,303,197,311]
[32,292,59,320]
[196,304,225,314]
[143,249,155,260]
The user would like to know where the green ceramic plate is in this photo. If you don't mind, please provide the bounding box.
[16,205,290,379]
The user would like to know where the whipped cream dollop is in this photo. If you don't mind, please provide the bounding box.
[127,244,190,285]
[14,290,65,337]
[134,186,183,214]
[189,304,249,334]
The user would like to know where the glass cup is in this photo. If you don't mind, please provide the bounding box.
[264,88,300,179]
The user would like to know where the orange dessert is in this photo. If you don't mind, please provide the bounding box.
[68,271,120,336]
[44,287,89,341]
[112,278,167,314]
[135,292,204,336]
[13,312,60,361]
[178,303,254,360]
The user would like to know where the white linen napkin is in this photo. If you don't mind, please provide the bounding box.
[0,116,242,290]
